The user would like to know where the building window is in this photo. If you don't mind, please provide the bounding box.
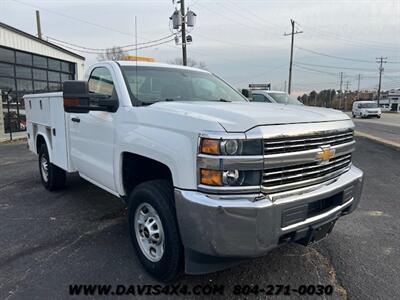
[0,47,15,63]
[0,46,78,135]
[48,82,61,91]
[61,73,72,82]
[48,71,60,82]
[61,61,72,73]
[15,66,32,79]
[0,62,14,77]
[16,79,33,92]
[48,58,61,71]
[16,51,32,66]
[0,77,16,91]
[33,55,47,68]
[34,81,48,92]
[33,68,47,80]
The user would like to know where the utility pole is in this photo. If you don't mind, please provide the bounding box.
[36,10,42,39]
[376,56,387,107]
[344,81,351,111]
[339,72,343,110]
[180,0,187,66]
[357,74,361,100]
[284,19,303,95]
[284,80,287,93]
[345,80,351,92]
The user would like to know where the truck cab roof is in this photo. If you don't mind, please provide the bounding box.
[116,60,210,73]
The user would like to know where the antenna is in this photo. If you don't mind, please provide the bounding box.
[135,16,139,103]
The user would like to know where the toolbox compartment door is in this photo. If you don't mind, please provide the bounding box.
[50,96,69,170]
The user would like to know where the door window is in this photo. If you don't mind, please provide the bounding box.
[88,67,114,96]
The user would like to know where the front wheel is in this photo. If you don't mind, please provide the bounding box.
[377,115,381,119]
[38,144,66,191]
[128,180,183,282]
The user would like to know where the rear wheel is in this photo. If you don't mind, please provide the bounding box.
[38,144,66,191]
[128,180,183,282]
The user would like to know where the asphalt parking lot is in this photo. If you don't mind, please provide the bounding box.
[347,112,400,147]
[0,137,399,299]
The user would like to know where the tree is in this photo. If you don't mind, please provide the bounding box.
[300,93,308,104]
[318,89,336,107]
[97,47,128,61]
[168,57,207,70]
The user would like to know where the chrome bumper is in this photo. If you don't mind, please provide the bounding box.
[175,165,363,258]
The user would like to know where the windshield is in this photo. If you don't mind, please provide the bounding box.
[121,66,247,105]
[267,92,302,105]
[359,102,378,108]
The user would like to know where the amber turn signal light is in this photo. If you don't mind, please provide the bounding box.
[200,169,222,186]
[64,98,80,106]
[200,138,220,155]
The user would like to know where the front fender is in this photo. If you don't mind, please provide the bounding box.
[115,125,199,196]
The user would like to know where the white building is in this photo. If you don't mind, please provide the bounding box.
[0,22,85,141]
[379,88,400,112]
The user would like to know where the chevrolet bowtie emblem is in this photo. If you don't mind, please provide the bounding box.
[316,147,335,162]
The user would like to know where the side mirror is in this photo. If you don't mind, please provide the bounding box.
[63,81,118,113]
[241,89,252,99]
[63,81,90,113]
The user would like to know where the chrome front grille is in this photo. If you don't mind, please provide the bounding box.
[262,129,355,193]
[264,130,354,155]
[263,154,352,193]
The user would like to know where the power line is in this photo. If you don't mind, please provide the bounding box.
[295,46,375,63]
[216,2,400,52]
[196,2,278,37]
[303,25,400,52]
[229,64,287,85]
[214,2,282,34]
[12,0,133,36]
[294,61,382,72]
[49,37,176,55]
[293,64,340,77]
[46,34,176,51]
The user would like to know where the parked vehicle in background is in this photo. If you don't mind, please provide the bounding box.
[352,101,381,118]
[250,90,303,105]
[24,61,363,281]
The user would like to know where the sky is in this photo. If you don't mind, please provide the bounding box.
[1,0,399,95]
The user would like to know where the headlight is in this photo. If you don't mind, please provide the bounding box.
[200,169,261,187]
[200,138,263,156]
[221,140,240,155]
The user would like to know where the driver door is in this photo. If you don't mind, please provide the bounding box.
[68,67,117,191]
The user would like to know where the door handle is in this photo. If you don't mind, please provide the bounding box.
[71,117,80,123]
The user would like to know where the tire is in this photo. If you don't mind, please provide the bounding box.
[128,180,183,282]
[377,115,381,119]
[352,113,355,118]
[38,144,66,191]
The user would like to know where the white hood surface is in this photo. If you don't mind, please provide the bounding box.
[149,101,350,132]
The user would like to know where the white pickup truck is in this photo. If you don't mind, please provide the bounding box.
[25,61,363,281]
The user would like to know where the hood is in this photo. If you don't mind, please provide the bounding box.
[148,101,350,132]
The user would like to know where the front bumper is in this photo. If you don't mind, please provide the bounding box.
[175,165,363,258]
[363,112,381,117]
